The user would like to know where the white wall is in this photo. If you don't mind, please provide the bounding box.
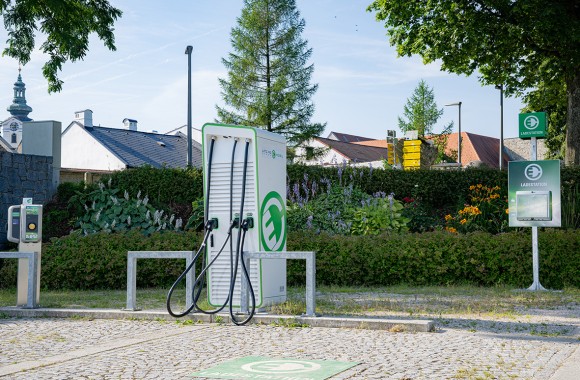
[61,123,125,171]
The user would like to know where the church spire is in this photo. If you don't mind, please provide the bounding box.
[7,67,33,122]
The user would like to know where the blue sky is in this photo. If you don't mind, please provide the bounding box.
[0,0,524,139]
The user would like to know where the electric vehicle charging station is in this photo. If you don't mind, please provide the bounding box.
[5,200,43,306]
[202,123,287,309]
[167,123,287,325]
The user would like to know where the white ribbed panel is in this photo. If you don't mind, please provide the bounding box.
[208,246,261,306]
[208,162,256,214]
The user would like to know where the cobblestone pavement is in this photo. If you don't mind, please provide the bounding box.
[0,313,578,380]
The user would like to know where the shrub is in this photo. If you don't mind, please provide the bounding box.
[103,165,203,209]
[287,229,580,289]
[9,231,200,290]
[70,180,182,236]
[1,229,577,290]
[445,184,509,234]
[287,179,409,235]
[350,195,409,235]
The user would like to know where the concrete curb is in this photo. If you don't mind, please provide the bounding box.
[549,343,580,380]
[0,307,435,332]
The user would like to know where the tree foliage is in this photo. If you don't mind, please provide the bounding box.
[1,0,122,93]
[398,79,451,137]
[216,0,325,146]
[522,78,567,159]
[398,79,454,163]
[368,0,580,165]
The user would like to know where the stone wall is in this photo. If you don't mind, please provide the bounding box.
[0,151,54,249]
[504,137,548,161]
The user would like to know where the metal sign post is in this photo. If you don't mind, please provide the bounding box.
[508,112,560,291]
[530,138,543,291]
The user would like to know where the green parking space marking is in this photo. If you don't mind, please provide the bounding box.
[192,356,359,380]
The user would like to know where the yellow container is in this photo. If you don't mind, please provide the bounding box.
[403,146,421,154]
[403,139,422,147]
[404,159,421,167]
[403,152,421,160]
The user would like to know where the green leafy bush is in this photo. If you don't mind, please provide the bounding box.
[103,165,203,209]
[70,180,182,236]
[2,228,576,290]
[350,196,409,235]
[287,229,580,289]
[0,231,202,290]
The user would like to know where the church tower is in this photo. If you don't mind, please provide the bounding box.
[1,68,33,148]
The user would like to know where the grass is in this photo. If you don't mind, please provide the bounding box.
[0,285,578,318]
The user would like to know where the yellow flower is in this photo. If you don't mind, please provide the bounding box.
[445,214,453,221]
[460,219,467,225]
[446,226,457,233]
[469,185,475,190]
[505,208,509,214]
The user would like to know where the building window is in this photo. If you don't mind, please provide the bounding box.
[305,147,314,160]
[11,133,17,144]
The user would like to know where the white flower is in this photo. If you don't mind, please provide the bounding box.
[124,190,129,200]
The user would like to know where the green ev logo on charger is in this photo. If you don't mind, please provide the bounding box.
[260,191,286,251]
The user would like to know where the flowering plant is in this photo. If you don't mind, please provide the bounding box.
[445,184,508,234]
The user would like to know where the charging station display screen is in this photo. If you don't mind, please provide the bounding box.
[516,191,552,221]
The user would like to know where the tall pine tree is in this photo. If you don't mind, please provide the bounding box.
[398,79,450,137]
[216,0,325,146]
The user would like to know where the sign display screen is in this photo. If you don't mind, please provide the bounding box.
[516,191,552,221]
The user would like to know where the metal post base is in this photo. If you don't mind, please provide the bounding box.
[527,281,547,291]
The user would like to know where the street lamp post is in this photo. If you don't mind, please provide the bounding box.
[495,84,504,170]
[445,102,462,166]
[185,45,193,167]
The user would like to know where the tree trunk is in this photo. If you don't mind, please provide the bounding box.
[565,71,580,165]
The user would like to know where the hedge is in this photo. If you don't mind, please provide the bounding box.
[95,164,580,215]
[1,229,578,290]
[287,230,580,289]
[0,231,203,290]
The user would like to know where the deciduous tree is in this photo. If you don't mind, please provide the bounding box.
[368,0,580,165]
[1,0,122,93]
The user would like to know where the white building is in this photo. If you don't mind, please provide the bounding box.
[61,110,201,175]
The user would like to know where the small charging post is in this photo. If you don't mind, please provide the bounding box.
[4,198,43,307]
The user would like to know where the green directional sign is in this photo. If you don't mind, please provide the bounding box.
[192,356,359,380]
[519,112,547,139]
[508,160,561,227]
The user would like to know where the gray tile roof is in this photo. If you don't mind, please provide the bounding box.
[317,137,389,163]
[327,131,374,143]
[85,125,202,168]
